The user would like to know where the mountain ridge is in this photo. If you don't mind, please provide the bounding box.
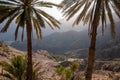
[10,21,120,59]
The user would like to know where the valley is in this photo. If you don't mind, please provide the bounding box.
[0,42,120,80]
[10,21,120,60]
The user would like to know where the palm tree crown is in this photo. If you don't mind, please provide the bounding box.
[0,56,26,80]
[0,56,41,80]
[60,0,120,36]
[0,0,60,40]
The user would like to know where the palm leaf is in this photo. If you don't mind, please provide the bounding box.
[0,11,19,32]
[66,1,85,20]
[0,73,15,80]
[0,7,20,23]
[36,9,60,28]
[33,8,45,28]
[105,1,115,37]
[15,11,25,40]
[112,0,120,12]
[32,17,42,39]
[35,1,59,8]
[0,61,15,77]
[0,1,16,6]
[110,1,120,18]
[15,22,20,41]
[74,1,91,25]
[21,27,25,41]
[59,0,120,37]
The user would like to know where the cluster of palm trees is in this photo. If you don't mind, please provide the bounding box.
[0,0,120,80]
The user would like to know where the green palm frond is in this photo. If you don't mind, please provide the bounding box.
[0,7,20,23]
[0,0,60,40]
[112,0,120,11]
[21,27,25,41]
[0,61,15,75]
[32,16,42,39]
[0,1,17,6]
[35,1,59,8]
[60,0,120,37]
[0,73,15,80]
[0,56,42,80]
[0,10,20,32]
[33,8,45,28]
[36,9,60,28]
[0,56,26,80]
[65,0,86,21]
[32,62,41,80]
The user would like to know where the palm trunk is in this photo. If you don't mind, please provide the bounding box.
[85,0,101,80]
[85,27,97,80]
[26,20,33,80]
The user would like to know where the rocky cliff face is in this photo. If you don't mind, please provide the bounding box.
[32,50,59,80]
[1,42,120,80]
[0,41,23,61]
[0,41,59,80]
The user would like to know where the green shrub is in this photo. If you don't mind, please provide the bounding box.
[55,65,65,75]
[70,61,79,72]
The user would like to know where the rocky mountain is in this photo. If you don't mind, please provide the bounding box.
[0,42,120,80]
[10,21,120,59]
[0,41,59,79]
[0,41,24,61]
[11,30,89,53]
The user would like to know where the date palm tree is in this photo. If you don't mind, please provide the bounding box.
[59,0,120,80]
[0,56,41,80]
[0,0,60,80]
[0,56,26,80]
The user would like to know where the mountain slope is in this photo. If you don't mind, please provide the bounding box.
[10,21,120,59]
[11,30,89,53]
[0,41,59,79]
[0,41,24,61]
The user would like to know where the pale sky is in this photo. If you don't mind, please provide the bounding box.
[41,0,63,20]
[39,0,88,36]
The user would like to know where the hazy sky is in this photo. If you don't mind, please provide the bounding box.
[40,0,88,35]
[0,0,88,41]
[42,0,63,20]
[1,0,119,41]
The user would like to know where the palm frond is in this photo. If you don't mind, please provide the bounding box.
[14,11,25,40]
[0,61,15,76]
[105,1,115,37]
[111,0,120,11]
[110,0,120,18]
[33,8,45,28]
[0,1,16,6]
[0,73,15,80]
[35,1,60,8]
[74,1,92,25]
[21,27,25,41]
[0,56,27,80]
[83,10,91,25]
[36,9,60,28]
[60,0,80,11]
[59,0,120,37]
[15,22,20,40]
[0,7,20,23]
[8,0,21,4]
[32,16,42,39]
[90,0,101,34]
[0,10,19,32]
[64,0,86,20]
[100,1,106,35]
